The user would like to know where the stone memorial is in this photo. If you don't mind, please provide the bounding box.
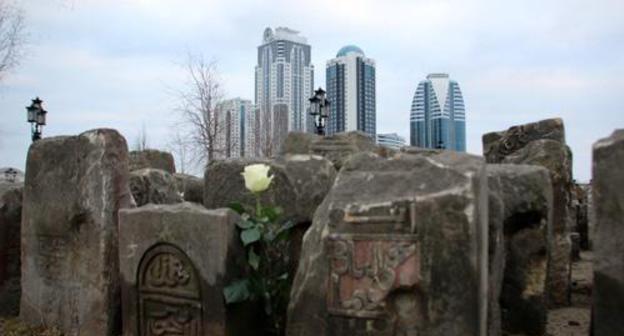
[287,151,488,336]
[129,168,183,207]
[0,183,22,316]
[118,203,249,336]
[592,129,624,335]
[20,129,132,335]
[129,149,176,174]
[174,173,204,204]
[483,118,573,306]
[279,131,386,170]
[487,164,552,335]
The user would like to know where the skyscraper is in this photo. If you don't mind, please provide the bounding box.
[377,133,406,151]
[410,73,465,151]
[326,45,376,138]
[215,98,255,159]
[255,27,314,156]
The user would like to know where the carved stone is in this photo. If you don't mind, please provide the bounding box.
[288,151,488,336]
[592,129,624,335]
[487,164,552,335]
[20,129,132,335]
[129,149,176,174]
[129,168,183,207]
[279,131,387,170]
[119,203,251,336]
[483,118,573,307]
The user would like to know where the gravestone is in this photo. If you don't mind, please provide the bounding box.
[487,164,552,335]
[20,129,132,335]
[174,173,204,204]
[287,151,488,336]
[0,184,22,316]
[483,118,573,306]
[129,168,183,207]
[280,131,386,170]
[592,129,624,335]
[204,155,336,224]
[129,149,176,174]
[118,203,249,336]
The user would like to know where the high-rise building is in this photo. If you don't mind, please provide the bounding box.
[215,98,255,159]
[410,73,465,151]
[255,27,314,156]
[326,45,376,138]
[377,133,406,151]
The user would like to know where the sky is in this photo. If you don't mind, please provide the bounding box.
[1,0,623,181]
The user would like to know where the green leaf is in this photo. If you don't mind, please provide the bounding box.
[223,279,251,303]
[260,206,282,222]
[278,272,289,280]
[236,219,254,230]
[228,202,245,215]
[248,248,260,270]
[241,227,261,246]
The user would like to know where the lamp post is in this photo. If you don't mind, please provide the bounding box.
[4,168,17,183]
[26,97,47,142]
[309,87,330,136]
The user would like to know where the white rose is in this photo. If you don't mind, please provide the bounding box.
[241,164,274,193]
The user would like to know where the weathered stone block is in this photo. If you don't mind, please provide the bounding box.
[487,164,552,336]
[204,155,336,224]
[592,129,624,335]
[118,203,248,336]
[129,168,183,207]
[483,119,573,307]
[129,149,176,174]
[20,129,132,335]
[287,151,488,336]
[0,184,22,316]
[280,131,383,170]
[173,173,204,204]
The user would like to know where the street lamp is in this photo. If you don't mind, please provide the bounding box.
[4,168,17,183]
[309,87,330,136]
[26,97,47,142]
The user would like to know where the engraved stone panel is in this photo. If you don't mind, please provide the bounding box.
[119,203,253,336]
[20,129,131,335]
[138,244,202,336]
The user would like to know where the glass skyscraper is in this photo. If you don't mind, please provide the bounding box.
[255,27,314,156]
[326,45,376,138]
[410,73,465,151]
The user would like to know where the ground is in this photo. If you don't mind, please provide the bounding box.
[0,252,594,335]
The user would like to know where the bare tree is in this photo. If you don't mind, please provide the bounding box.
[133,123,149,151]
[0,1,26,81]
[167,129,190,175]
[171,53,225,170]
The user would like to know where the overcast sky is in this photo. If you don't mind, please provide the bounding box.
[1,0,623,181]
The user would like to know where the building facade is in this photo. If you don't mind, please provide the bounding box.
[410,73,465,151]
[215,98,255,159]
[377,133,406,151]
[326,45,376,138]
[255,27,314,156]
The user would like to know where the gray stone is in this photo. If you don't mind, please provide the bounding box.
[118,203,251,336]
[20,129,132,335]
[487,164,552,336]
[287,151,488,336]
[483,119,573,307]
[129,149,176,174]
[592,129,624,335]
[204,154,336,224]
[173,173,204,204]
[280,131,384,170]
[0,184,22,316]
[129,168,183,207]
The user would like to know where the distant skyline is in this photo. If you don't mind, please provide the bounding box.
[1,0,623,181]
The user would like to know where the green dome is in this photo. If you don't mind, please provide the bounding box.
[336,45,364,57]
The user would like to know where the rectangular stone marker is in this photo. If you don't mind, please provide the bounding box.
[20,129,131,335]
[118,203,248,336]
[592,129,624,335]
[287,151,488,336]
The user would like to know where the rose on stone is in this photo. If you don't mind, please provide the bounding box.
[241,164,273,193]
